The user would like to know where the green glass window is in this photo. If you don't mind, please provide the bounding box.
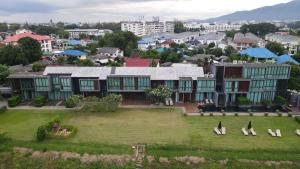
[123,77,135,90]
[108,77,120,90]
[34,77,49,91]
[225,81,238,92]
[264,80,277,90]
[138,77,150,90]
[197,80,215,92]
[250,80,264,91]
[164,80,174,90]
[52,77,61,90]
[21,79,34,90]
[179,79,192,92]
[80,79,99,91]
[60,78,72,91]
[247,92,262,103]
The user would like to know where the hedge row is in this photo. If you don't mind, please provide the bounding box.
[34,96,46,107]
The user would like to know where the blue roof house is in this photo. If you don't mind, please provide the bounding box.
[277,54,299,65]
[59,50,87,60]
[240,48,277,61]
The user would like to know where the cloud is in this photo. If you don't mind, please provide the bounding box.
[0,0,293,22]
[0,1,59,13]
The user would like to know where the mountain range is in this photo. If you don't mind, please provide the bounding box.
[197,0,300,23]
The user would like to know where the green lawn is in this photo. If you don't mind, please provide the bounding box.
[0,108,300,151]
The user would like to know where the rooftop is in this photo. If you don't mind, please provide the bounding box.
[240,48,278,59]
[4,32,51,43]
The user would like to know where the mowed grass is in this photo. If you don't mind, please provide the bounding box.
[0,108,300,152]
[185,116,300,151]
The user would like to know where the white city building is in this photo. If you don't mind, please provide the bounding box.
[184,22,241,33]
[66,29,113,39]
[121,20,174,37]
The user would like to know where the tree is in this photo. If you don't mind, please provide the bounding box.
[265,42,285,55]
[208,43,215,49]
[32,63,43,72]
[224,46,236,56]
[150,59,157,67]
[275,96,287,106]
[0,23,8,32]
[240,23,277,37]
[18,37,42,64]
[77,59,94,66]
[98,31,138,56]
[288,64,300,90]
[145,85,172,104]
[225,30,238,38]
[0,45,23,65]
[174,21,187,33]
[0,64,9,85]
[208,48,223,57]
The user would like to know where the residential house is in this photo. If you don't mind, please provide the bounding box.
[240,48,277,62]
[233,33,263,50]
[4,32,53,53]
[138,37,157,51]
[196,32,226,45]
[265,33,300,55]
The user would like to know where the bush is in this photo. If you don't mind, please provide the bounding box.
[8,95,21,107]
[275,96,287,106]
[209,112,213,116]
[34,96,46,107]
[278,112,282,117]
[288,112,293,117]
[222,112,226,116]
[36,126,47,142]
[235,112,239,116]
[249,112,253,116]
[183,112,187,117]
[65,95,81,108]
[236,97,251,106]
[0,105,6,113]
[295,116,300,124]
[264,112,269,117]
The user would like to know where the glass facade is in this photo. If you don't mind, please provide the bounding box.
[79,79,99,91]
[164,80,174,90]
[108,77,121,90]
[195,92,214,102]
[34,77,49,91]
[250,80,264,91]
[225,81,238,92]
[264,80,277,90]
[138,77,150,90]
[60,78,72,91]
[243,67,265,79]
[197,80,215,92]
[265,66,289,78]
[247,92,262,103]
[123,77,135,90]
[179,79,192,92]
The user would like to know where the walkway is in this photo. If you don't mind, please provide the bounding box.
[133,144,145,169]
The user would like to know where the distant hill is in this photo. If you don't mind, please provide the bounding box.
[199,0,300,23]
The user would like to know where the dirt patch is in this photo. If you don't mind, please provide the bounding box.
[219,159,229,165]
[147,155,155,163]
[159,157,169,163]
[14,147,132,166]
[238,159,295,166]
[174,156,205,165]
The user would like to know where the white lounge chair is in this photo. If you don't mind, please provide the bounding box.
[221,127,226,135]
[295,129,300,136]
[165,99,170,106]
[169,99,174,106]
[276,129,282,137]
[241,128,248,136]
[205,99,209,104]
[214,127,221,135]
[268,129,276,137]
[209,99,213,104]
[249,128,257,136]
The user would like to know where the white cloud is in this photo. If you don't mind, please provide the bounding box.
[0,0,293,22]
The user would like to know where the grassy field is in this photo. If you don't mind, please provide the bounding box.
[1,108,300,161]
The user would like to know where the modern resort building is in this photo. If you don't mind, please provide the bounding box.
[8,62,291,108]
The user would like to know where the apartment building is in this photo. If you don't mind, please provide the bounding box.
[65,29,113,39]
[8,63,290,108]
[4,32,52,53]
[265,33,300,55]
[184,22,241,33]
[121,21,174,36]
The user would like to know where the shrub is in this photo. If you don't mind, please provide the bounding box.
[264,112,269,117]
[145,85,172,104]
[236,97,251,106]
[275,96,287,106]
[249,112,253,116]
[0,105,6,114]
[295,116,300,124]
[288,112,293,117]
[65,95,81,108]
[34,96,46,107]
[222,112,226,116]
[200,113,204,116]
[278,112,282,117]
[235,112,239,116]
[8,95,21,107]
[209,112,213,116]
[183,112,187,117]
[36,126,47,142]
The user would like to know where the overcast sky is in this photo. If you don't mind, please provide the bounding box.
[0,0,293,23]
